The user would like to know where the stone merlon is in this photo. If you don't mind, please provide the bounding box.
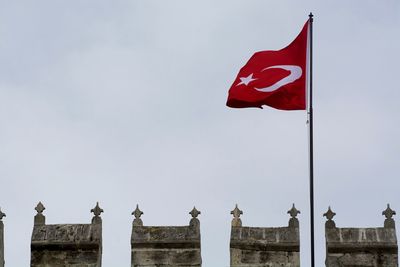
[230,204,300,267]
[30,202,103,267]
[325,205,398,267]
[31,223,102,250]
[131,205,201,267]
[230,226,300,252]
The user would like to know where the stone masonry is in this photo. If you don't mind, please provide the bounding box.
[0,203,399,266]
[324,204,398,267]
[230,204,300,267]
[131,205,202,267]
[0,207,5,267]
[30,202,103,267]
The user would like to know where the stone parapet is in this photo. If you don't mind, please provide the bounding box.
[31,223,102,250]
[131,206,201,267]
[132,226,201,249]
[30,202,103,267]
[324,205,398,267]
[326,227,397,253]
[230,226,299,252]
[230,204,300,267]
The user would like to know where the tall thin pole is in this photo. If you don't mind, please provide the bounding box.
[308,12,315,267]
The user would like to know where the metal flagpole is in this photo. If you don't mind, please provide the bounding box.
[308,12,315,267]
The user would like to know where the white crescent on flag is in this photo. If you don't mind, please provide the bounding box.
[254,65,302,93]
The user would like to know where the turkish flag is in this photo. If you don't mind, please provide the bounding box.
[227,20,309,110]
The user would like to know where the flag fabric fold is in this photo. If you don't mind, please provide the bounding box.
[226,20,309,110]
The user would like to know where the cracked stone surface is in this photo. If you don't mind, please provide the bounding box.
[229,206,300,267]
[31,223,102,267]
[131,209,201,267]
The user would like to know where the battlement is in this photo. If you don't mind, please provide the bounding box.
[131,205,201,267]
[0,203,398,267]
[230,204,300,267]
[31,224,102,250]
[325,227,398,252]
[30,202,103,267]
[324,205,398,267]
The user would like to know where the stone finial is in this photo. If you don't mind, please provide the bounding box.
[231,204,243,227]
[0,208,5,221]
[35,202,45,214]
[382,204,396,228]
[190,207,201,218]
[287,204,300,228]
[288,203,300,218]
[323,206,336,228]
[34,202,46,225]
[91,202,103,224]
[189,207,201,227]
[132,205,143,226]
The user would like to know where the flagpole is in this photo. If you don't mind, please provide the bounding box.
[308,12,315,267]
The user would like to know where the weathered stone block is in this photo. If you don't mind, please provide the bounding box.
[131,206,201,267]
[229,205,300,267]
[324,205,398,267]
[230,227,300,267]
[30,202,103,267]
[325,227,398,267]
[31,224,102,267]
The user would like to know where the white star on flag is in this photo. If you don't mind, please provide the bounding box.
[237,73,257,86]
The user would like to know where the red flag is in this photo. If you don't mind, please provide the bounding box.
[226,21,309,110]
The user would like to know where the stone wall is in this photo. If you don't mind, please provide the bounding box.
[30,202,103,267]
[0,203,399,266]
[324,205,398,267]
[131,205,202,267]
[229,204,300,267]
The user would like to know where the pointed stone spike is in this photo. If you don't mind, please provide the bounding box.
[91,202,104,217]
[323,206,336,228]
[287,204,300,228]
[323,206,336,221]
[383,204,396,228]
[35,202,45,214]
[90,202,103,224]
[189,206,201,228]
[231,204,243,227]
[132,204,143,219]
[288,203,300,218]
[382,204,396,219]
[0,207,5,221]
[231,204,243,219]
[132,204,144,226]
[34,202,46,225]
[189,207,201,218]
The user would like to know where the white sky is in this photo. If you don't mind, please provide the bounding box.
[1,1,400,266]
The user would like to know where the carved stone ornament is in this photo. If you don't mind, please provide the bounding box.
[34,202,46,225]
[35,202,45,214]
[189,207,201,228]
[91,202,103,224]
[0,207,5,221]
[288,203,300,218]
[231,204,243,227]
[91,202,104,217]
[132,204,144,226]
[382,204,396,228]
[288,204,300,228]
[190,207,201,218]
[323,206,336,228]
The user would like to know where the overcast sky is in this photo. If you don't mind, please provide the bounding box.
[1,1,400,266]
